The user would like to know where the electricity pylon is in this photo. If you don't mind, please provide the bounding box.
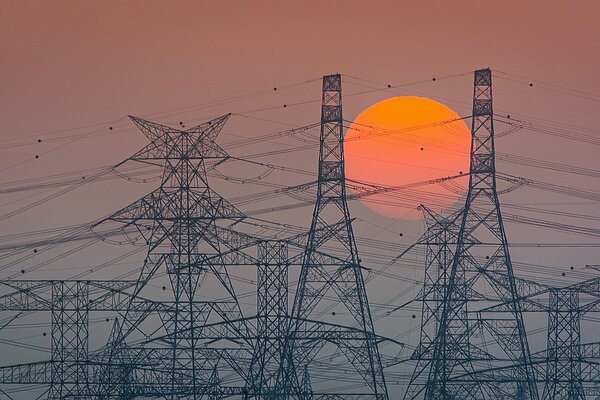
[282,74,388,399]
[98,113,250,398]
[246,240,290,399]
[427,68,538,400]
[0,279,138,398]
[403,206,467,400]
[542,287,583,400]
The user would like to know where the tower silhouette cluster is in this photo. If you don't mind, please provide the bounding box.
[0,69,598,399]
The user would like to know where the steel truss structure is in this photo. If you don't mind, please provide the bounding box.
[0,74,398,399]
[407,69,600,400]
[0,69,599,400]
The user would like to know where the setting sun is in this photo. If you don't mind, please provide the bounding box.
[344,96,471,219]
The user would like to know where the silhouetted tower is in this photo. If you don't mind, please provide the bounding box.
[542,288,583,400]
[0,279,136,399]
[284,74,388,399]
[300,366,312,400]
[48,281,90,399]
[94,318,135,399]
[428,69,538,400]
[246,240,289,398]
[208,367,222,400]
[102,114,245,398]
[403,206,469,400]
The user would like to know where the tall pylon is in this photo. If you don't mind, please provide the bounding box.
[427,69,538,400]
[283,74,388,399]
[99,114,247,398]
[48,281,90,399]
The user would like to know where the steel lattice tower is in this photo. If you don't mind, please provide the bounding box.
[0,101,404,399]
[102,114,247,398]
[246,240,290,399]
[48,281,90,399]
[0,279,139,398]
[10,68,600,400]
[542,288,583,400]
[403,206,467,400]
[282,74,388,399]
[427,69,538,400]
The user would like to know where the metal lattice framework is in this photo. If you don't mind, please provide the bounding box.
[426,68,538,400]
[281,74,388,400]
[0,74,404,399]
[104,113,249,398]
[491,275,600,399]
[246,240,290,398]
[403,206,465,400]
[1,69,600,400]
[543,287,583,400]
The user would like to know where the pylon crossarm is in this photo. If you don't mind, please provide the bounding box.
[0,279,168,313]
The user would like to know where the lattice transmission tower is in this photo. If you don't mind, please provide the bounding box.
[280,74,388,400]
[425,68,538,400]
[403,206,465,400]
[100,113,248,398]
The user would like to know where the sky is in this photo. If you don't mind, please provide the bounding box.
[1,1,600,397]
[2,1,599,131]
[2,1,599,225]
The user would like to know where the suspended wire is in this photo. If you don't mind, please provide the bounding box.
[0,117,128,176]
[343,71,472,88]
[494,70,600,103]
[0,164,119,222]
[498,152,600,180]
[2,69,600,388]
[0,77,323,148]
[496,115,600,147]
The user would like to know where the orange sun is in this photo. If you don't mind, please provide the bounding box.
[344,96,471,220]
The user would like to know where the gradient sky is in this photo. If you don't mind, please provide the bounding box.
[1,2,600,397]
[2,1,599,134]
[2,0,600,309]
[2,1,599,212]
[2,0,600,327]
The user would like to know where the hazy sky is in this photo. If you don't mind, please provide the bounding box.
[2,0,600,311]
[2,0,600,328]
[1,2,600,397]
[3,1,599,218]
[2,1,599,135]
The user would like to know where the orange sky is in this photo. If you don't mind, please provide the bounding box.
[1,0,599,257]
[2,1,599,140]
[1,3,600,392]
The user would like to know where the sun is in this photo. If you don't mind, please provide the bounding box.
[344,96,471,220]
